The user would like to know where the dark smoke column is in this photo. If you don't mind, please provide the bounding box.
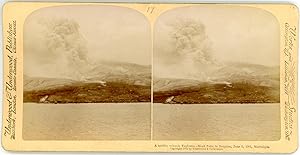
[40,18,91,80]
[168,19,217,80]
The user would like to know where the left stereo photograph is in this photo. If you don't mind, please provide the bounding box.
[22,5,152,140]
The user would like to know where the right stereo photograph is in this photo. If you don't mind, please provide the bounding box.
[153,6,280,141]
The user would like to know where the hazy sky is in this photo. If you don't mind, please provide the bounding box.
[24,5,279,79]
[24,5,151,77]
[154,5,280,67]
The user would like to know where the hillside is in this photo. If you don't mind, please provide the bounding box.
[24,61,151,103]
[85,61,151,86]
[24,81,150,103]
[153,82,279,104]
[154,62,280,104]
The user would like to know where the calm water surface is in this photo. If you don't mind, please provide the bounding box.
[23,103,151,140]
[23,103,280,141]
[153,103,280,141]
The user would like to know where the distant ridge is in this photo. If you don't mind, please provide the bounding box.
[154,62,280,104]
[23,61,151,103]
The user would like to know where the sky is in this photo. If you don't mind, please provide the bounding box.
[24,5,151,78]
[154,5,280,67]
[24,5,280,79]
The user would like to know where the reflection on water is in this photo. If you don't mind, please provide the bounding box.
[23,103,151,140]
[153,103,280,141]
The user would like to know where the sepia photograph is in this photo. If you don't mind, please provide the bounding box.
[153,6,280,141]
[1,2,298,152]
[23,5,152,140]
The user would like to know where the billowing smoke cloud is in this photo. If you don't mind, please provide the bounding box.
[38,18,91,80]
[170,18,215,65]
[155,18,219,81]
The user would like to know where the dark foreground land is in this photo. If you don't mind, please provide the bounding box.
[24,82,151,103]
[154,82,279,104]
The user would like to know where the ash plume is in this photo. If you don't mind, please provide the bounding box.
[156,18,219,81]
[170,18,215,65]
[38,18,91,80]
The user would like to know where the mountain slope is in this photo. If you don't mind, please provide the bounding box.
[24,75,76,91]
[24,61,151,103]
[153,62,280,104]
[24,81,150,103]
[85,61,151,86]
